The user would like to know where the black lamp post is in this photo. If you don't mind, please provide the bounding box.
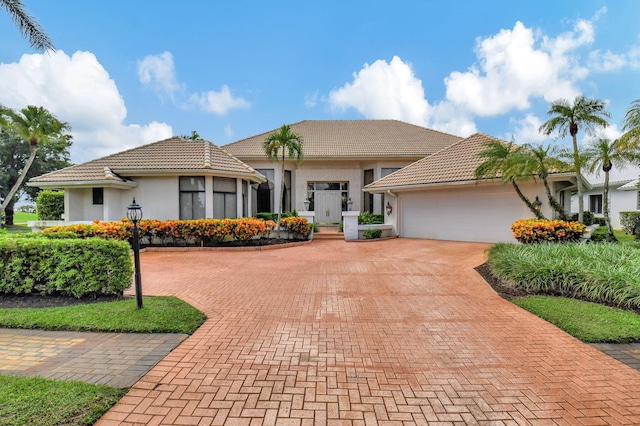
[127,198,143,309]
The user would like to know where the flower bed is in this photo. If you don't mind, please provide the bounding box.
[511,219,586,244]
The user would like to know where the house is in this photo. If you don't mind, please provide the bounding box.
[28,137,266,221]
[28,120,579,243]
[222,120,461,222]
[364,133,578,243]
[572,177,640,229]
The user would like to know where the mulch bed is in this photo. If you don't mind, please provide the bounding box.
[0,294,131,309]
[474,263,530,300]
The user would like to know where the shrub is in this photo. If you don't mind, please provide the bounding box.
[16,204,36,213]
[511,219,586,244]
[0,238,133,297]
[593,217,607,226]
[358,212,384,224]
[36,190,64,220]
[571,211,594,226]
[279,217,311,239]
[620,211,640,234]
[362,229,382,239]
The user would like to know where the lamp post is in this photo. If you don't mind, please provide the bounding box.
[127,198,143,309]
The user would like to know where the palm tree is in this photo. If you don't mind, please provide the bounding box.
[539,95,611,223]
[583,137,640,240]
[515,144,572,220]
[474,139,546,219]
[262,124,304,231]
[1,0,54,51]
[621,99,640,149]
[0,105,70,226]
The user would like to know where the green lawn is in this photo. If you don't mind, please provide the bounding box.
[0,296,206,425]
[12,212,37,224]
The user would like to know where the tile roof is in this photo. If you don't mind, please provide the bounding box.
[365,133,501,190]
[222,120,462,159]
[30,137,263,183]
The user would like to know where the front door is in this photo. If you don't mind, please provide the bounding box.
[314,191,343,223]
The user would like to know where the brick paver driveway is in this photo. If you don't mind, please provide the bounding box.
[98,239,640,425]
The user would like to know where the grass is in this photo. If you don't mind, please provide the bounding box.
[0,296,207,334]
[12,212,37,224]
[0,375,125,426]
[513,295,640,343]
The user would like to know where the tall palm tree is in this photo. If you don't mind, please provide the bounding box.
[539,95,611,223]
[1,0,54,51]
[620,99,640,149]
[473,139,546,219]
[583,137,640,240]
[0,105,70,225]
[515,144,572,220]
[262,124,304,231]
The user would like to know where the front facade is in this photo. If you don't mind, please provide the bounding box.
[222,120,462,223]
[572,178,640,229]
[28,137,265,222]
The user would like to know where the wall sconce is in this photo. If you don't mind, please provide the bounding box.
[386,202,393,216]
[346,198,353,211]
[533,196,542,211]
[303,198,310,211]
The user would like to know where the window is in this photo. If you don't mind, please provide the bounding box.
[255,169,274,213]
[92,188,103,205]
[381,168,400,212]
[213,177,237,219]
[283,170,292,212]
[589,194,603,214]
[363,169,374,213]
[179,176,205,220]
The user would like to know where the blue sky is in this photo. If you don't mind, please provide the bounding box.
[1,1,639,174]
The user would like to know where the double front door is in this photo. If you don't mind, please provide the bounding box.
[314,190,343,223]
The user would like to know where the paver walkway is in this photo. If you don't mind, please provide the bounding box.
[97,239,640,425]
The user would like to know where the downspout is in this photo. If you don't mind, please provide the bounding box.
[386,190,399,237]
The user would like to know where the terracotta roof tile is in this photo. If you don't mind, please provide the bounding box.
[30,137,262,183]
[365,133,501,190]
[222,120,462,159]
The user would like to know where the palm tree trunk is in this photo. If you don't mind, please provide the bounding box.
[572,135,584,223]
[277,152,285,238]
[542,177,569,220]
[603,170,615,239]
[0,143,37,227]
[512,180,546,220]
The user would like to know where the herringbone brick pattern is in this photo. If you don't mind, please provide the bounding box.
[97,239,640,425]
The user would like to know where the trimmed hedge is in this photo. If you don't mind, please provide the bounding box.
[0,238,133,297]
[358,212,384,225]
[620,211,640,234]
[362,229,382,239]
[36,190,64,220]
[279,217,311,238]
[511,219,586,244]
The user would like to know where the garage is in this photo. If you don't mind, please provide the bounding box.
[398,185,533,243]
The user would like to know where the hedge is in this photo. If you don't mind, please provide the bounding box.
[279,217,311,239]
[36,190,64,220]
[620,211,640,234]
[511,219,586,244]
[0,238,133,297]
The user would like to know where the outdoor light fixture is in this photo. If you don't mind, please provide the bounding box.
[127,198,143,309]
[533,196,542,211]
[346,198,353,211]
[304,198,310,211]
[386,202,393,216]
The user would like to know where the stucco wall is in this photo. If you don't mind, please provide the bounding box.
[574,186,639,229]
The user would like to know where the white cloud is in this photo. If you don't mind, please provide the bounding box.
[224,124,233,138]
[138,52,250,115]
[191,85,250,115]
[0,50,173,163]
[511,113,547,143]
[328,56,430,127]
[304,90,319,108]
[137,51,183,99]
[444,20,592,117]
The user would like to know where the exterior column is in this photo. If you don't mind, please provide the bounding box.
[236,178,243,218]
[342,211,359,240]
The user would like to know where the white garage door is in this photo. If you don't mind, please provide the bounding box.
[399,188,530,243]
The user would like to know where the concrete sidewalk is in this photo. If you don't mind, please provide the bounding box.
[0,328,187,388]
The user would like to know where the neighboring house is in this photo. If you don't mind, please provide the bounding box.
[28,137,265,221]
[222,120,461,223]
[572,177,640,229]
[364,133,578,243]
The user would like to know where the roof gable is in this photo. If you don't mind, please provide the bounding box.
[222,120,462,159]
[30,137,263,184]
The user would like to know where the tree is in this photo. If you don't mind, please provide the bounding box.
[515,143,572,220]
[539,95,611,223]
[0,128,71,224]
[262,124,304,231]
[473,139,546,219]
[181,130,202,141]
[620,99,640,149]
[0,0,54,51]
[0,105,71,226]
[583,137,640,240]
